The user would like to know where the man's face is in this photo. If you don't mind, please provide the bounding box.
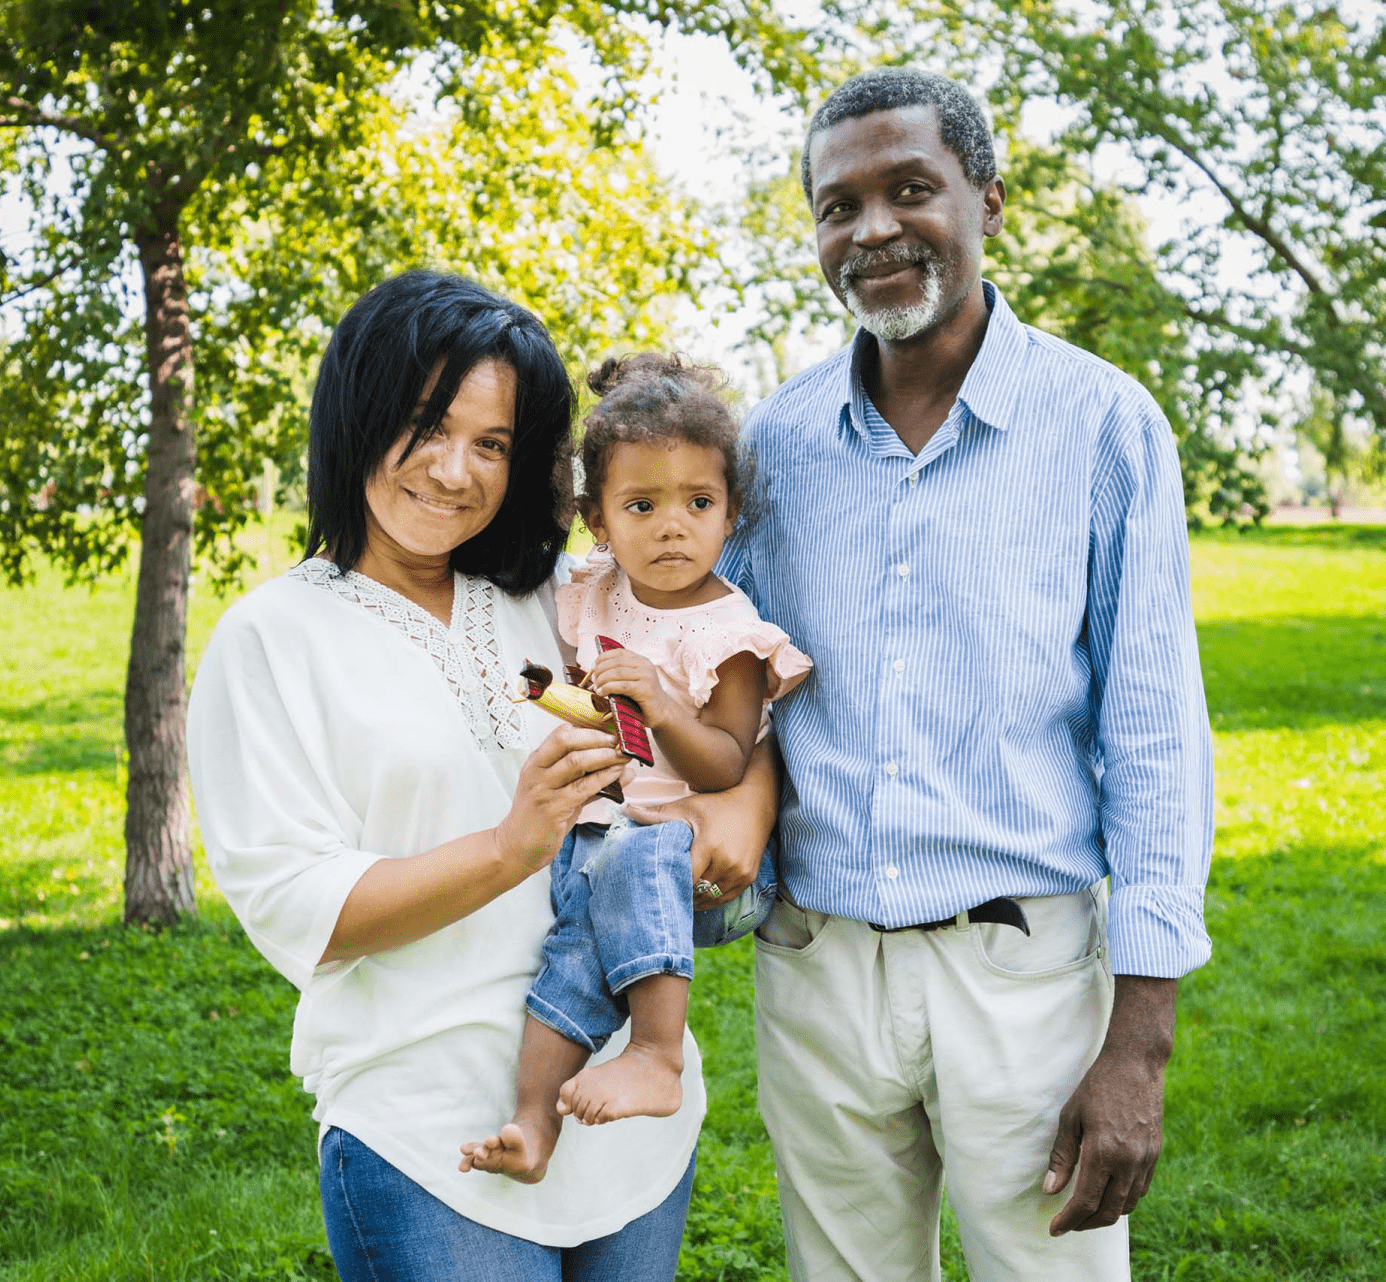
[808,105,1004,343]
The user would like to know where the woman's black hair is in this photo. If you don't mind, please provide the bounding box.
[579,353,744,523]
[304,270,576,595]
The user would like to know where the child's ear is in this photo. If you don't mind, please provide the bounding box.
[581,501,607,546]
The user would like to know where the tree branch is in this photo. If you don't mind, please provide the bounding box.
[1179,300,1304,354]
[0,97,121,151]
[0,260,73,305]
[153,27,288,215]
[1146,119,1341,321]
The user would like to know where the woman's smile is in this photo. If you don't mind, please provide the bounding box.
[405,487,470,513]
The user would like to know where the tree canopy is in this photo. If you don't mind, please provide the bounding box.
[877,0,1383,513]
[0,0,817,922]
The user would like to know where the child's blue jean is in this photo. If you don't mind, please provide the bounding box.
[527,819,776,1053]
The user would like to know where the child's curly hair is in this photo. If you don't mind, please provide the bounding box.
[578,353,743,525]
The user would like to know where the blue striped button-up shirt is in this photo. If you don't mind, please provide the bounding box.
[722,282,1213,977]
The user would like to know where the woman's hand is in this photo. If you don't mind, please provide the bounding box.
[322,725,625,964]
[496,725,628,875]
[625,737,779,908]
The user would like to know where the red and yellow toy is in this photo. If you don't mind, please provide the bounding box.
[515,635,654,802]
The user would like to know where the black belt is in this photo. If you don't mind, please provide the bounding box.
[869,896,1030,937]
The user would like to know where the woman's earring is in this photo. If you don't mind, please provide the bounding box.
[594,542,609,553]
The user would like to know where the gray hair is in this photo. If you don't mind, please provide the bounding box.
[800,67,998,202]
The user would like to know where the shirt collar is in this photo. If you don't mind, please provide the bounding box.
[840,280,1029,438]
[955,281,1027,432]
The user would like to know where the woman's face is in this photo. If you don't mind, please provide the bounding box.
[363,358,517,562]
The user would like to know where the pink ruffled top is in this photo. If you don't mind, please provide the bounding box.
[557,548,812,818]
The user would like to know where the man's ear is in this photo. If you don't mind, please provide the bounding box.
[982,177,1006,238]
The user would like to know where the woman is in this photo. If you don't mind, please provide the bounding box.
[187,272,773,1280]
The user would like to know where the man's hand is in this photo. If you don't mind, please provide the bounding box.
[1044,975,1177,1235]
[625,738,778,908]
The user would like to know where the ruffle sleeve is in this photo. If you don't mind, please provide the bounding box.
[674,614,812,709]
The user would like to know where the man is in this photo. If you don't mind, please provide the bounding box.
[721,67,1213,1280]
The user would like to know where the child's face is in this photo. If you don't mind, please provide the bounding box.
[588,439,735,609]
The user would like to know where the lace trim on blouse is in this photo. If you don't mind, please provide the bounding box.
[288,559,525,752]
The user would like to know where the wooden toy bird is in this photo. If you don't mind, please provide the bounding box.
[515,636,654,802]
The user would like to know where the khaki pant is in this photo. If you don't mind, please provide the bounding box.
[754,887,1130,1282]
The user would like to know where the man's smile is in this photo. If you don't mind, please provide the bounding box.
[851,261,919,281]
[841,244,937,286]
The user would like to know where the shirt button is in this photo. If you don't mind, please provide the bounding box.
[885,865,900,880]
[908,471,919,485]
[892,658,905,674]
[884,761,899,777]
[896,562,910,578]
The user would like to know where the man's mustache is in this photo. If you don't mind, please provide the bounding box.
[839,245,938,293]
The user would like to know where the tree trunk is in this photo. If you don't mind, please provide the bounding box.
[123,219,197,924]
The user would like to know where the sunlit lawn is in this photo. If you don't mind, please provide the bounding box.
[1,522,1382,1280]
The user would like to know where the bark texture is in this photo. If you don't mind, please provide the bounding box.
[123,220,197,924]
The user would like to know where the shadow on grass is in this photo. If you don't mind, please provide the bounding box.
[1199,615,1386,731]
[0,904,317,1277]
[0,691,124,776]
[0,692,122,727]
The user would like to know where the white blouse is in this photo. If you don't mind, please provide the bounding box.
[187,559,705,1246]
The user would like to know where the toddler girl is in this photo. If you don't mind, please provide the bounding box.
[459,353,810,1183]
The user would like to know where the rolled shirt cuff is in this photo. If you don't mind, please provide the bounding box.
[1107,882,1212,978]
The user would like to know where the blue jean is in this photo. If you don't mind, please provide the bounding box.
[527,820,776,1053]
[320,1127,695,1281]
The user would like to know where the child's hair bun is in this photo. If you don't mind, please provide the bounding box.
[587,352,701,397]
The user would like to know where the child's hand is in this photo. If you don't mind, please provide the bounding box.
[589,649,675,728]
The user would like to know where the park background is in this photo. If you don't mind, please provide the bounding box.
[2,0,1384,1277]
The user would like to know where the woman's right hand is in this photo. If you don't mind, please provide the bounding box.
[322,726,626,965]
[495,725,627,874]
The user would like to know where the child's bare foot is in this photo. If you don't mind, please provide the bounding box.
[556,1042,683,1126]
[458,1109,561,1183]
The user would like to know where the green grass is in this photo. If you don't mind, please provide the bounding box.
[2,523,1383,1280]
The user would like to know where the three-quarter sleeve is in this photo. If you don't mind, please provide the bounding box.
[188,608,382,992]
[1087,393,1215,977]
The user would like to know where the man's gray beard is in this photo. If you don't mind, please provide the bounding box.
[840,251,942,341]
